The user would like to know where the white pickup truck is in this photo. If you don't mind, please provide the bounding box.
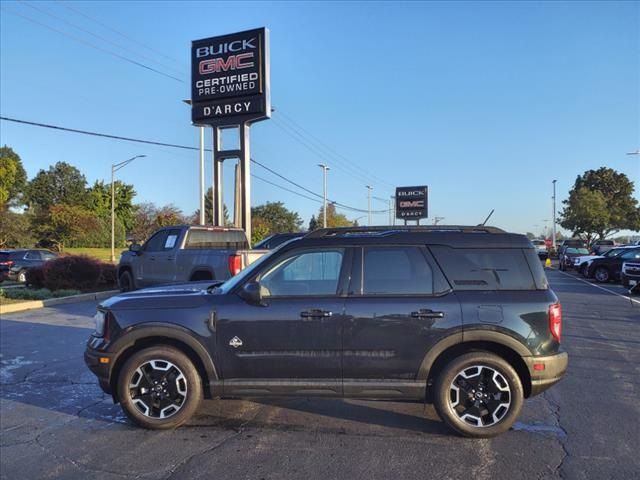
[116,225,268,291]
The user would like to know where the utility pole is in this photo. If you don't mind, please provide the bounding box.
[111,155,146,262]
[366,185,373,226]
[318,164,330,228]
[552,180,557,251]
[183,100,205,225]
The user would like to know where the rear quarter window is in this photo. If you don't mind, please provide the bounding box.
[430,246,541,291]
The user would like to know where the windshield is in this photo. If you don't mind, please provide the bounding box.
[567,248,589,254]
[604,248,625,258]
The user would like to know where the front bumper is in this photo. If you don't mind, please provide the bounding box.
[84,345,114,394]
[525,351,568,397]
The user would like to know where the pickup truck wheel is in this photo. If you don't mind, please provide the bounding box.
[117,346,202,429]
[594,267,610,283]
[433,352,523,438]
[119,270,134,292]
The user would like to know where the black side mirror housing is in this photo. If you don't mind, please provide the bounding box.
[129,244,142,255]
[240,281,263,305]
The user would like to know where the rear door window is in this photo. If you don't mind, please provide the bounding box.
[430,246,537,290]
[362,247,434,295]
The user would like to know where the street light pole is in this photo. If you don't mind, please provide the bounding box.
[552,180,557,251]
[111,155,146,262]
[366,185,373,226]
[318,164,330,228]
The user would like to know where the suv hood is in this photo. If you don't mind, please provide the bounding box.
[100,280,224,310]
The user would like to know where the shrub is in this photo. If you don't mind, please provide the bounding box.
[98,263,117,288]
[25,266,45,289]
[0,288,80,301]
[42,255,102,291]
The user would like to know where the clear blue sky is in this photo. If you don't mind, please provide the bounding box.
[1,0,638,235]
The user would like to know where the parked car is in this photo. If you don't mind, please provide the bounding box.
[253,232,306,250]
[590,240,615,255]
[531,239,548,260]
[0,249,58,283]
[86,225,567,438]
[559,239,587,252]
[621,260,640,289]
[577,246,636,277]
[585,247,640,283]
[116,225,268,292]
[559,247,590,271]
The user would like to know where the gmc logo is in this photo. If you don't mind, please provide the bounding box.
[399,200,425,208]
[199,53,255,75]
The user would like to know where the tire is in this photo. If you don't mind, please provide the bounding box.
[622,278,629,289]
[17,270,27,283]
[117,346,202,429]
[559,261,565,272]
[119,270,134,292]
[433,352,524,438]
[579,264,588,277]
[594,267,610,283]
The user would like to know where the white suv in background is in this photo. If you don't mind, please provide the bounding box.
[531,239,548,260]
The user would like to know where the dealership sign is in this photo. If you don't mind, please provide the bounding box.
[395,186,428,219]
[191,28,270,125]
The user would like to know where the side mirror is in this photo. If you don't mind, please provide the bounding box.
[239,281,263,305]
[130,244,142,255]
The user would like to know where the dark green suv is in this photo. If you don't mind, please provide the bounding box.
[85,226,568,438]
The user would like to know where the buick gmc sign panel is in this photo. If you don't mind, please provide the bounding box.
[396,186,428,220]
[191,28,270,125]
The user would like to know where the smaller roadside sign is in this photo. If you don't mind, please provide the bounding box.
[396,186,428,220]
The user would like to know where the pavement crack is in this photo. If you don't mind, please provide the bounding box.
[543,391,569,479]
[161,405,267,480]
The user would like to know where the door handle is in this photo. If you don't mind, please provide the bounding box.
[166,257,174,261]
[300,309,333,319]
[411,309,445,319]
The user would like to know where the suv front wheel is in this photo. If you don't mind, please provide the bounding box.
[117,346,202,429]
[433,352,524,438]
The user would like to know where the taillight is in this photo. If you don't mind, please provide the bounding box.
[0,261,14,266]
[548,303,562,343]
[228,254,242,276]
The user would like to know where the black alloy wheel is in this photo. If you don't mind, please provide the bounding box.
[434,352,523,438]
[594,266,610,283]
[119,270,134,292]
[117,346,202,429]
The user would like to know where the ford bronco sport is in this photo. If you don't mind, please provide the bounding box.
[85,226,568,438]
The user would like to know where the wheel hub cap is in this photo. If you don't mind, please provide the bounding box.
[128,359,188,419]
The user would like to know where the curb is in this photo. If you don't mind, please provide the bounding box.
[0,289,119,315]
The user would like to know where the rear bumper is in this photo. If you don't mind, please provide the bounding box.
[525,351,568,397]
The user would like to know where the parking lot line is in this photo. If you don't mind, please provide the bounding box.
[555,269,640,306]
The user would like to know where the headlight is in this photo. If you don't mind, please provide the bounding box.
[94,310,106,337]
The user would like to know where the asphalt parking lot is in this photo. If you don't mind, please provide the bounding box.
[1,269,639,480]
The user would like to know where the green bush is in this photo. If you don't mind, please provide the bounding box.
[43,255,102,291]
[0,288,80,301]
[25,266,45,288]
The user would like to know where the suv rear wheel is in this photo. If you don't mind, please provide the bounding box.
[117,346,202,429]
[119,270,134,292]
[433,352,524,438]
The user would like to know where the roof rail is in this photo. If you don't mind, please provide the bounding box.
[305,225,506,238]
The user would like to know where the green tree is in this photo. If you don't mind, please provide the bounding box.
[251,217,271,245]
[316,203,354,229]
[39,204,99,251]
[130,202,185,242]
[560,168,640,242]
[86,180,137,231]
[251,201,303,234]
[27,161,88,212]
[308,215,318,231]
[525,232,536,240]
[0,146,27,210]
[197,187,231,225]
[0,211,35,248]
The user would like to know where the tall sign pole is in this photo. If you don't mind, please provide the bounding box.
[552,179,557,250]
[191,28,271,243]
[366,186,373,226]
[199,126,205,225]
[318,164,329,228]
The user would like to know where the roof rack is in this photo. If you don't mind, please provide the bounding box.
[305,225,506,238]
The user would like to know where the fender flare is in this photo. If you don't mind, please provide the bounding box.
[417,329,532,381]
[109,322,218,381]
[188,266,215,281]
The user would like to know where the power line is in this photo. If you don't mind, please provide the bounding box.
[60,1,188,68]
[0,116,389,214]
[1,5,184,83]
[21,1,186,78]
